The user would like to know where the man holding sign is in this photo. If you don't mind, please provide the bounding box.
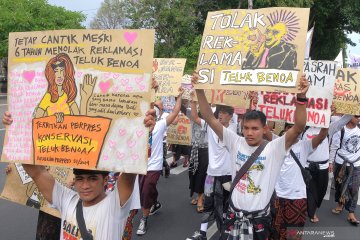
[2,110,156,240]
[192,73,309,239]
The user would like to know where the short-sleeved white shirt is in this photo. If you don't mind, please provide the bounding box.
[275,140,313,199]
[223,127,288,211]
[52,181,131,240]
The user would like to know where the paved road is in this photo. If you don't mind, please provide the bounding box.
[0,96,359,240]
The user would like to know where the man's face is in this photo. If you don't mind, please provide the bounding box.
[351,115,360,125]
[265,23,286,48]
[243,119,266,146]
[218,110,232,126]
[74,174,108,206]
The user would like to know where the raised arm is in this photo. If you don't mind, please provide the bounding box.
[166,87,184,126]
[285,75,309,150]
[22,164,55,204]
[328,114,353,141]
[117,173,136,207]
[189,91,202,126]
[2,112,55,203]
[193,73,223,140]
[311,128,329,149]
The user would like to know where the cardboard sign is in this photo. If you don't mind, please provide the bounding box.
[333,68,360,115]
[33,116,111,169]
[257,60,337,127]
[195,7,309,92]
[2,29,155,174]
[205,89,250,108]
[167,115,192,145]
[153,58,186,96]
[0,164,74,217]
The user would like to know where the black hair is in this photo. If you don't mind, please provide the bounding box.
[73,168,109,177]
[243,110,266,126]
[217,105,234,115]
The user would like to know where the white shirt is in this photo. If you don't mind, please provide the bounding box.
[332,126,360,167]
[302,115,353,169]
[148,119,167,171]
[204,122,236,176]
[52,181,131,240]
[223,127,287,212]
[276,140,313,199]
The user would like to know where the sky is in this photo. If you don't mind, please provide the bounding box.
[48,0,104,27]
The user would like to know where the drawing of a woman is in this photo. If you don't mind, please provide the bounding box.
[36,53,95,121]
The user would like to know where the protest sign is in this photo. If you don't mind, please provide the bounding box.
[161,96,176,113]
[257,60,337,127]
[167,115,192,145]
[333,68,360,115]
[205,89,250,108]
[195,7,309,93]
[153,58,186,96]
[0,163,73,217]
[2,29,155,174]
[33,116,111,169]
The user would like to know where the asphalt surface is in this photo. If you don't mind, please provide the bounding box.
[0,95,359,240]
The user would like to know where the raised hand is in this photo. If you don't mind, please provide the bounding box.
[2,111,13,125]
[178,86,185,97]
[297,74,309,98]
[152,59,159,73]
[80,74,97,101]
[151,78,159,92]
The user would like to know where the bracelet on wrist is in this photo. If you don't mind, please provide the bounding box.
[296,97,308,103]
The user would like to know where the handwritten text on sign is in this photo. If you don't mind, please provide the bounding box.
[257,60,337,127]
[33,116,111,169]
[3,29,154,173]
[153,58,186,96]
[196,7,309,92]
[167,115,192,145]
[333,68,360,115]
[205,89,250,108]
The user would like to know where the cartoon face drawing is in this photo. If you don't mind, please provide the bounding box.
[265,22,287,48]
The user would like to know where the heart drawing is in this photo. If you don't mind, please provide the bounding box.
[118,128,127,136]
[22,70,35,84]
[116,151,126,161]
[124,32,138,45]
[99,80,112,94]
[136,129,144,137]
[127,139,136,148]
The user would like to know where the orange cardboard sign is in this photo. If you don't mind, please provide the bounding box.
[33,115,111,169]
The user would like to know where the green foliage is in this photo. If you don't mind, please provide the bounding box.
[124,0,200,59]
[92,0,359,65]
[177,35,202,73]
[90,0,127,29]
[309,0,360,60]
[0,0,85,57]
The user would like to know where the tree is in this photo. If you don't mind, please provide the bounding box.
[90,0,128,29]
[309,0,360,60]
[124,0,202,71]
[0,0,85,57]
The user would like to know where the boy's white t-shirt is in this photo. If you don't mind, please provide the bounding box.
[148,119,168,171]
[203,122,236,176]
[334,126,360,167]
[223,127,288,212]
[52,181,131,240]
[275,140,313,199]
